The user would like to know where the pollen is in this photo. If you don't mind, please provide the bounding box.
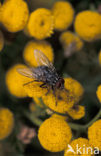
[0,108,14,140]
[38,117,72,152]
[0,0,29,32]
[23,40,54,67]
[51,1,74,31]
[25,8,54,40]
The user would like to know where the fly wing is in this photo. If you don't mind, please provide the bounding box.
[34,49,55,69]
[17,67,37,79]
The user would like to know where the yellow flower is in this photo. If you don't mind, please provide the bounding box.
[24,81,47,98]
[64,77,84,103]
[23,40,54,67]
[74,11,101,42]
[67,105,85,120]
[38,117,72,152]
[52,113,68,120]
[96,85,101,102]
[0,108,14,140]
[98,50,101,65]
[51,1,74,31]
[60,31,83,51]
[64,138,93,156]
[42,89,74,114]
[5,64,31,98]
[88,119,101,150]
[0,0,29,32]
[25,8,54,40]
[0,30,4,51]
[24,77,84,113]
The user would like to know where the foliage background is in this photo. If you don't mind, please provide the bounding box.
[0,0,101,155]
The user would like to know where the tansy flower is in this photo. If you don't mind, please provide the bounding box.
[67,105,85,120]
[60,31,83,56]
[64,77,84,103]
[52,113,68,120]
[88,119,101,150]
[51,1,74,31]
[0,0,29,32]
[96,85,101,102]
[24,77,84,114]
[74,11,101,42]
[25,8,54,40]
[23,40,54,67]
[42,89,74,114]
[0,30,4,51]
[0,108,14,140]
[38,117,72,152]
[64,138,93,156]
[24,81,48,98]
[5,64,32,98]
[98,50,101,65]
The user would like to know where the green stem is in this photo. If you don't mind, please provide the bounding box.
[69,109,101,131]
[24,111,43,127]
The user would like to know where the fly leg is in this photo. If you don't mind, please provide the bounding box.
[45,86,51,95]
[40,83,47,88]
[23,79,42,86]
[23,80,36,86]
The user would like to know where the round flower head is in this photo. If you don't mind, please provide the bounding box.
[42,89,74,114]
[98,50,101,65]
[23,40,54,67]
[25,8,54,40]
[51,1,74,31]
[64,77,84,103]
[0,30,4,51]
[88,119,101,150]
[5,64,32,98]
[38,117,72,152]
[0,108,14,140]
[42,77,84,114]
[96,85,101,102]
[64,137,93,156]
[60,31,83,52]
[0,0,29,32]
[67,105,85,120]
[74,11,101,42]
